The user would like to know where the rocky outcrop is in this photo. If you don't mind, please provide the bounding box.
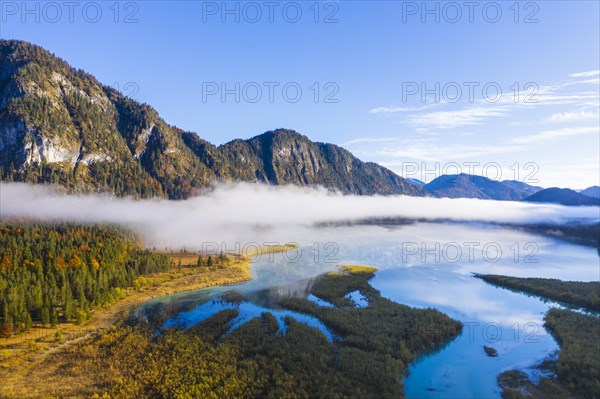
[0,39,426,199]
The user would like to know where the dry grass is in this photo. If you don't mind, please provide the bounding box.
[0,244,300,398]
[341,264,378,275]
[0,251,257,398]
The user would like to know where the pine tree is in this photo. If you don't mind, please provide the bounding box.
[41,302,50,325]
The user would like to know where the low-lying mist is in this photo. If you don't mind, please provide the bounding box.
[1,183,598,250]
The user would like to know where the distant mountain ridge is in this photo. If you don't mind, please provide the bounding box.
[423,174,542,200]
[406,178,425,187]
[523,188,600,206]
[580,186,600,199]
[0,39,426,199]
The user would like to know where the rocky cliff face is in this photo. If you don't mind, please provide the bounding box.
[0,39,426,198]
[212,130,425,195]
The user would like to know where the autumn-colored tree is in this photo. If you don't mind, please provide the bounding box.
[0,322,12,338]
[0,222,170,335]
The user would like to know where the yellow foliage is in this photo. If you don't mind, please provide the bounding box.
[341,264,378,275]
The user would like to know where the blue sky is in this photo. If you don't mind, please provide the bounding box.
[1,1,598,188]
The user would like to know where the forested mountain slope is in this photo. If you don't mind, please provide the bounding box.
[0,40,426,199]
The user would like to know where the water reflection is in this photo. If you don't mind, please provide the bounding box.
[371,267,559,398]
[345,290,369,308]
[307,294,335,308]
[129,222,599,399]
[162,295,335,341]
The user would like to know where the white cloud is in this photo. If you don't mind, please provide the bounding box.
[376,143,524,162]
[512,126,598,144]
[369,71,600,129]
[1,183,597,250]
[545,110,599,123]
[574,78,600,85]
[415,128,432,135]
[369,104,436,114]
[406,106,510,129]
[361,73,599,185]
[532,92,599,106]
[342,137,401,146]
[568,70,600,78]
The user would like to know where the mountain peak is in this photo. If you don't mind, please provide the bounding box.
[580,185,600,199]
[0,41,426,198]
[249,128,311,143]
[424,174,542,200]
[524,188,600,206]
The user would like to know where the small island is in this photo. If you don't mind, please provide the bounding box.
[483,345,498,357]
[477,274,600,399]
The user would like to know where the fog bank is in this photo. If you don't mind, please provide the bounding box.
[1,183,597,249]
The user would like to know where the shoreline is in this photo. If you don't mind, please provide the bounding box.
[0,245,297,398]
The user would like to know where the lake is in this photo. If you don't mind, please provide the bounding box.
[130,222,599,399]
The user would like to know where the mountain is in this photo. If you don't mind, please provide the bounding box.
[500,180,543,197]
[0,40,426,199]
[406,178,425,187]
[580,186,600,199]
[523,188,600,206]
[184,130,425,196]
[424,174,542,200]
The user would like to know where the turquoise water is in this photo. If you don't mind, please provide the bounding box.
[373,266,559,398]
[162,296,335,341]
[307,294,335,308]
[345,290,369,308]
[131,222,599,399]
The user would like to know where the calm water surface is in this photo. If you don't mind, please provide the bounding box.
[131,222,599,399]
